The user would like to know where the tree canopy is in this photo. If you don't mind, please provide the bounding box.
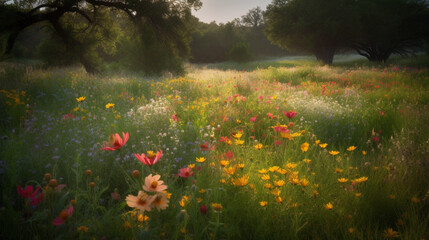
[0,0,202,74]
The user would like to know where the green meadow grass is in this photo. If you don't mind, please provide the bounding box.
[0,56,428,239]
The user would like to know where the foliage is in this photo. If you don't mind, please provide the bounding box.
[229,42,252,63]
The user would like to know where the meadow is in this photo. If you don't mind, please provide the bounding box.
[0,55,428,239]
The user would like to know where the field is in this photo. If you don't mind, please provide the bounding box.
[1,55,428,239]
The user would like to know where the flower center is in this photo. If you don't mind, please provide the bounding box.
[60,210,69,220]
[137,197,147,206]
[147,151,156,159]
[151,181,158,189]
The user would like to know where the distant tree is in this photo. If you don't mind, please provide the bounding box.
[264,0,358,64]
[352,0,429,62]
[0,0,201,74]
[241,7,264,28]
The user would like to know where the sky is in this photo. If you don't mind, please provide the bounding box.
[192,0,272,24]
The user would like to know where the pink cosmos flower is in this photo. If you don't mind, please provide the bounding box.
[172,113,178,122]
[134,150,163,166]
[17,185,40,199]
[250,117,257,122]
[178,167,194,178]
[101,132,129,151]
[143,174,168,193]
[283,110,297,119]
[30,192,44,206]
[53,206,74,226]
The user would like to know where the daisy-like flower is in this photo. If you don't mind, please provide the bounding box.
[143,174,167,193]
[324,202,333,210]
[101,132,129,151]
[319,143,328,148]
[232,132,243,139]
[134,150,162,166]
[126,191,154,212]
[286,163,297,169]
[211,203,223,212]
[53,206,74,225]
[351,176,368,183]
[329,151,340,156]
[233,175,249,186]
[338,178,349,183]
[178,167,194,178]
[258,168,268,174]
[260,174,270,180]
[254,143,263,150]
[105,103,115,109]
[301,142,309,152]
[268,166,279,172]
[283,110,297,119]
[383,228,400,238]
[76,96,86,102]
[219,160,230,167]
[196,157,206,163]
[235,139,244,145]
[273,180,285,187]
[260,201,268,207]
[347,146,357,151]
[300,179,310,187]
[17,185,40,199]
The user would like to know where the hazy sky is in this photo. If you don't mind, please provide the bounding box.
[192,0,272,24]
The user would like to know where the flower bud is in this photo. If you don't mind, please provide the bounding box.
[85,170,92,176]
[44,173,51,181]
[49,179,58,187]
[132,170,140,178]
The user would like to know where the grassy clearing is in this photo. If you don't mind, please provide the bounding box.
[0,56,428,239]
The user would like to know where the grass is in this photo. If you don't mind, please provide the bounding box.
[0,55,428,239]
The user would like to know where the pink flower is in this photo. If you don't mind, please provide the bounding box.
[111,192,121,200]
[172,113,178,122]
[267,113,276,119]
[101,132,129,151]
[30,192,44,206]
[283,110,297,119]
[53,206,74,226]
[143,174,168,192]
[250,117,257,122]
[134,150,163,166]
[17,185,40,199]
[274,140,282,146]
[178,167,194,178]
[200,205,207,214]
[258,95,264,100]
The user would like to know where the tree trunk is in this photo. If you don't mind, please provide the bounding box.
[314,48,335,65]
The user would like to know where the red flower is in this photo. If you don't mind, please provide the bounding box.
[172,114,178,122]
[178,167,194,178]
[283,110,297,119]
[134,150,163,166]
[101,132,129,151]
[200,205,207,214]
[17,185,40,199]
[53,206,74,226]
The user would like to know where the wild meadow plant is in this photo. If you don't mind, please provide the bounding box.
[0,58,428,239]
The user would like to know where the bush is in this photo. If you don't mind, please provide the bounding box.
[229,42,252,63]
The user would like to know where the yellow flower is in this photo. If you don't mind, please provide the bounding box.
[138,214,149,222]
[324,202,333,210]
[199,189,206,194]
[236,119,241,124]
[290,178,300,185]
[337,178,348,183]
[197,197,203,203]
[351,176,368,183]
[383,228,400,238]
[315,140,320,145]
[319,143,328,148]
[264,183,272,189]
[348,228,355,233]
[300,142,309,152]
[411,197,420,203]
[355,193,362,197]
[196,157,206,163]
[275,196,283,203]
[219,160,230,167]
[389,194,396,199]
[258,169,268,174]
[76,96,86,102]
[116,114,121,119]
[347,146,357,151]
[211,203,223,212]
[233,175,249,186]
[73,107,79,112]
[303,159,311,164]
[224,166,236,175]
[268,166,279,172]
[179,196,190,207]
[286,163,297,169]
[300,179,310,187]
[259,201,268,207]
[254,144,263,150]
[77,225,88,232]
[260,174,270,180]
[188,164,195,169]
[329,151,340,156]
[235,139,244,145]
[237,163,245,169]
[335,168,343,173]
[273,180,285,187]
[362,150,367,156]
[105,103,115,109]
[232,132,242,139]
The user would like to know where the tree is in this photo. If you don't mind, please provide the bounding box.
[264,0,358,64]
[241,7,264,28]
[0,0,201,74]
[352,0,429,62]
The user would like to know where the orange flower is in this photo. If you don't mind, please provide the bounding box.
[324,202,333,210]
[143,174,167,193]
[151,193,170,211]
[126,191,154,212]
[301,142,309,152]
[101,132,129,151]
[329,151,340,156]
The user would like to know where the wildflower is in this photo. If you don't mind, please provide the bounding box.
[196,157,206,163]
[85,170,92,176]
[105,103,115,109]
[77,225,89,233]
[300,179,310,187]
[233,175,249,186]
[260,201,268,207]
[250,117,257,122]
[53,206,74,225]
[172,113,178,122]
[260,174,270,180]
[224,167,236,175]
[134,150,162,166]
[324,202,333,210]
[232,132,242,139]
[383,228,399,238]
[143,174,167,193]
[275,196,283,203]
[286,163,297,169]
[235,139,244,145]
[276,168,288,174]
[336,168,343,173]
[283,110,297,119]
[101,132,129,151]
[329,151,340,156]
[132,170,140,178]
[273,180,285,187]
[76,96,86,102]
[199,189,206,194]
[319,143,328,148]
[111,192,121,200]
[362,150,367,156]
[301,142,309,152]
[200,142,210,151]
[237,163,245,169]
[411,197,420,203]
[264,183,272,189]
[151,193,170,211]
[200,205,208,214]
[303,159,311,164]
[315,140,320,145]
[44,173,51,181]
[126,191,154,212]
[254,144,263,150]
[351,176,368,183]
[90,182,95,188]
[347,146,357,151]
[138,214,149,222]
[219,160,230,167]
[273,125,288,133]
[338,178,348,183]
[49,179,58,187]
[179,196,190,207]
[258,169,268,174]
[211,203,223,212]
[178,167,194,178]
[17,185,40,199]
